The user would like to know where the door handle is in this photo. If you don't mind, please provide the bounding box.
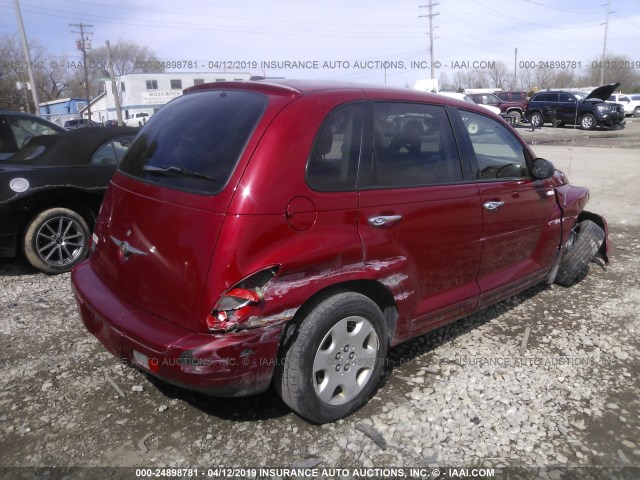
[483,201,505,211]
[368,215,402,227]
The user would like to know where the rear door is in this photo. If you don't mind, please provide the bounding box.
[460,110,560,303]
[357,101,482,332]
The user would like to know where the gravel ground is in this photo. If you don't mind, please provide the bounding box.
[1,121,639,477]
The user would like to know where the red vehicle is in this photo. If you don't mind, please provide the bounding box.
[71,80,608,424]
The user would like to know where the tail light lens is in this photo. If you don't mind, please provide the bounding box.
[207,288,262,332]
[206,267,279,333]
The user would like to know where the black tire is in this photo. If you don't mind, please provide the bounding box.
[633,107,640,118]
[554,220,605,287]
[530,111,544,128]
[276,292,388,424]
[23,207,90,274]
[508,110,522,124]
[580,113,596,130]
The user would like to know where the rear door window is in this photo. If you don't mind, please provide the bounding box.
[119,90,267,195]
[361,102,463,188]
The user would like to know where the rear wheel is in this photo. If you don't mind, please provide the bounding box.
[554,220,605,287]
[23,207,90,274]
[580,113,596,130]
[276,292,388,424]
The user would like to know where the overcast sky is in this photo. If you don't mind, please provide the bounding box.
[1,0,639,87]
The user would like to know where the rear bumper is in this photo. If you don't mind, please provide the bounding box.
[71,261,285,397]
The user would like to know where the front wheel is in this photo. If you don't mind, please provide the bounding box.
[276,292,388,424]
[22,207,90,274]
[633,107,640,118]
[554,220,605,287]
[529,111,544,128]
[580,113,596,130]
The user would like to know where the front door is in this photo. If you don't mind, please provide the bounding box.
[461,110,560,304]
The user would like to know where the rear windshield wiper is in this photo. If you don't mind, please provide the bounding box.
[142,165,215,182]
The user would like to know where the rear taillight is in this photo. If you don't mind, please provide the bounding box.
[207,288,262,332]
[206,267,279,333]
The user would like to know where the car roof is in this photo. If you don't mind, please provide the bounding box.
[183,79,491,115]
[7,126,138,166]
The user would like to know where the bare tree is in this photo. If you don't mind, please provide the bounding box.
[1,35,26,110]
[485,61,511,89]
[1,35,166,111]
[579,54,640,91]
[0,34,75,110]
[87,40,164,78]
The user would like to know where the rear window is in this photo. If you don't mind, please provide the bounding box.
[119,90,267,195]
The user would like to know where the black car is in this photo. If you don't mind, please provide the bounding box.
[525,83,626,130]
[63,118,103,129]
[0,110,67,161]
[0,126,138,273]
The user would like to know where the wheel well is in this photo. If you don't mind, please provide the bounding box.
[280,280,399,350]
[19,195,97,243]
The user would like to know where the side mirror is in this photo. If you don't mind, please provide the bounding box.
[531,157,555,179]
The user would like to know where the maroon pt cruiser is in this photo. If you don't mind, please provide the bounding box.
[71,80,608,424]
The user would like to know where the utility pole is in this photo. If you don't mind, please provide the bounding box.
[514,48,518,90]
[599,0,613,86]
[69,23,93,122]
[106,41,124,125]
[13,0,40,115]
[419,1,440,80]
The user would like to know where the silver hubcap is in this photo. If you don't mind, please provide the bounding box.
[312,316,379,406]
[582,117,593,128]
[467,122,479,134]
[36,216,85,266]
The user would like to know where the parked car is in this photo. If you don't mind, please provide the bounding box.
[0,110,66,161]
[467,92,525,125]
[105,120,120,127]
[125,112,150,126]
[436,91,503,134]
[63,118,102,130]
[606,93,640,117]
[525,83,626,130]
[72,80,608,424]
[489,91,527,124]
[0,127,138,273]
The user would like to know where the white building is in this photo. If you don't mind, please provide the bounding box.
[85,71,251,123]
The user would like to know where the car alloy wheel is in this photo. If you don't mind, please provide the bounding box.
[530,112,543,128]
[581,113,596,130]
[23,207,90,274]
